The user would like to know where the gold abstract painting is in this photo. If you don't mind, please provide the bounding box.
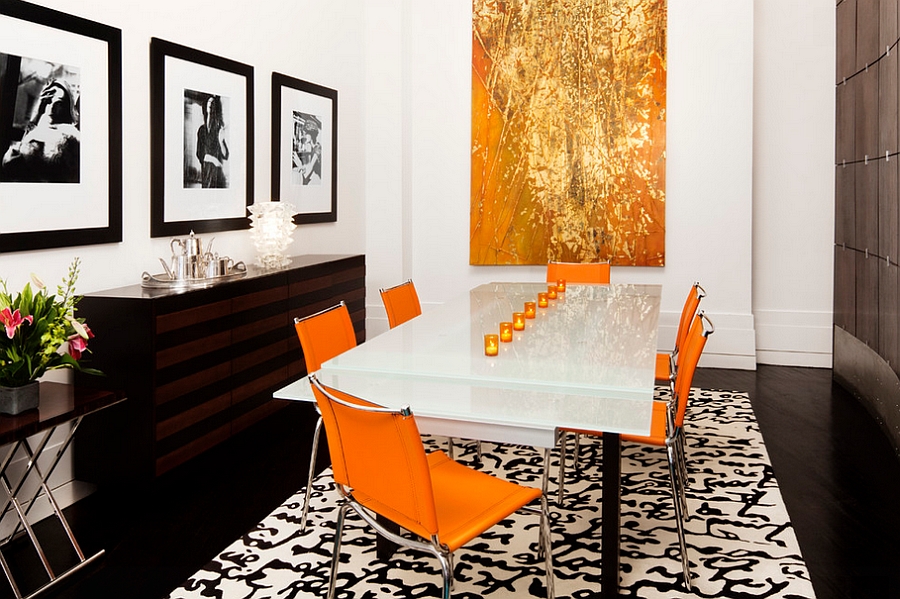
[471,0,666,266]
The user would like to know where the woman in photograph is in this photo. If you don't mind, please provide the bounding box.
[195,95,229,188]
[0,79,80,183]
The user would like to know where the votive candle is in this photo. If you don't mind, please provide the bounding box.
[547,285,558,300]
[513,312,526,330]
[538,293,549,308]
[524,301,536,318]
[556,278,566,292]
[484,334,499,356]
[500,322,513,342]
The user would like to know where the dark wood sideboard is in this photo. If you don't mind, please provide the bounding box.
[73,254,365,487]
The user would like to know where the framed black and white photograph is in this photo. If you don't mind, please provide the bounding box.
[151,37,253,238]
[271,72,336,224]
[0,0,122,252]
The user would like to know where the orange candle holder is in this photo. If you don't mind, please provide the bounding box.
[524,301,536,318]
[484,334,499,356]
[538,293,549,308]
[556,278,567,292]
[499,322,513,342]
[547,285,558,300]
[513,312,526,331]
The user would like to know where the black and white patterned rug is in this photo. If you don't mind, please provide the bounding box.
[167,389,816,599]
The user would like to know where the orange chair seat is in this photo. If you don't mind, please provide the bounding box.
[655,352,671,382]
[355,451,540,552]
[567,400,669,448]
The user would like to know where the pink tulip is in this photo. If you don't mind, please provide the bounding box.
[0,307,33,339]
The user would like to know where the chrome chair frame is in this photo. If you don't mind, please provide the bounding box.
[311,376,554,599]
[293,301,351,532]
[556,312,714,590]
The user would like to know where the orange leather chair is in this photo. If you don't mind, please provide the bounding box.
[656,282,706,383]
[292,302,357,531]
[545,261,610,284]
[309,375,555,599]
[380,279,422,329]
[559,311,714,590]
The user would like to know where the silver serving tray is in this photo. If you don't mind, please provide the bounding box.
[141,261,247,289]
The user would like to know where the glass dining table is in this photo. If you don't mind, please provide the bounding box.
[274,281,662,598]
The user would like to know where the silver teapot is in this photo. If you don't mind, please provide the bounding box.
[160,231,215,280]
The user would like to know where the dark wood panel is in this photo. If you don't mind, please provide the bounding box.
[856,0,881,71]
[232,339,291,375]
[156,298,231,334]
[231,313,287,345]
[879,50,899,155]
[155,423,231,476]
[155,392,231,440]
[879,158,899,260]
[231,400,286,437]
[156,362,232,406]
[855,159,879,248]
[856,250,880,349]
[855,66,880,161]
[156,330,232,370]
[879,261,900,374]
[834,245,857,334]
[882,0,900,52]
[231,285,289,313]
[289,264,367,296]
[231,367,291,405]
[837,0,858,82]
[836,163,856,247]
[836,79,856,164]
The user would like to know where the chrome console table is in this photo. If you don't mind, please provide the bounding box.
[0,382,124,599]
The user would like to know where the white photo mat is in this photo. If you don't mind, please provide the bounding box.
[0,14,109,233]
[163,56,248,223]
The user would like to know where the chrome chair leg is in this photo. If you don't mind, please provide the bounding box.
[557,432,568,505]
[327,502,350,599]
[301,415,323,532]
[541,447,556,599]
[667,443,692,590]
[437,549,452,599]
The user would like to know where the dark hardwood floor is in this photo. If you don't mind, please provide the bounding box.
[5,365,900,598]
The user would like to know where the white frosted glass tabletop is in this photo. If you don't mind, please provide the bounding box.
[275,282,661,446]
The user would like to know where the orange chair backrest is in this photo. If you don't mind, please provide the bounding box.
[309,376,439,540]
[294,302,357,373]
[546,261,611,284]
[673,282,706,355]
[380,280,422,329]
[671,311,714,428]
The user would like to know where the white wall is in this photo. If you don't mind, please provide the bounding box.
[752,0,836,367]
[0,0,367,298]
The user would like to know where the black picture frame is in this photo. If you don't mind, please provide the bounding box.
[271,72,337,224]
[0,0,122,253]
[150,37,253,238]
